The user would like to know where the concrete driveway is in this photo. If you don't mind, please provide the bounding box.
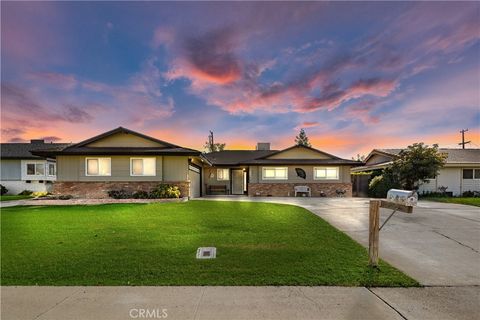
[199,196,480,286]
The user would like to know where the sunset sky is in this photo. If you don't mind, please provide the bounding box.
[1,1,479,157]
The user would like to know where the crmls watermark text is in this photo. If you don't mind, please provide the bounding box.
[129,308,168,319]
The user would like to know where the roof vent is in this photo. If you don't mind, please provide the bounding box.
[30,139,45,144]
[256,142,270,151]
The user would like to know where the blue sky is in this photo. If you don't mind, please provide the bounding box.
[1,1,479,157]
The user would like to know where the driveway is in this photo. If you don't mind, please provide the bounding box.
[198,196,480,286]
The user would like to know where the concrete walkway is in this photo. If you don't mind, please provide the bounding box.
[2,286,478,320]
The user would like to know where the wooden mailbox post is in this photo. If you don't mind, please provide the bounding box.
[368,199,413,267]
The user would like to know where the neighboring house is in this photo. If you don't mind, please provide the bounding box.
[33,127,203,198]
[351,148,480,196]
[0,140,70,194]
[202,143,360,197]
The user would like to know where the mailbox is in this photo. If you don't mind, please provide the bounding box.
[386,189,418,207]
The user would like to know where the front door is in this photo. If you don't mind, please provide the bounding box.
[231,169,244,195]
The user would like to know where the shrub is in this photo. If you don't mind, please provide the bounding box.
[420,191,448,198]
[0,184,7,195]
[462,190,475,197]
[107,189,133,199]
[368,174,399,198]
[18,190,33,196]
[150,184,181,198]
[32,191,49,198]
[132,190,150,199]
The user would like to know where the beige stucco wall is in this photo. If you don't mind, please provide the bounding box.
[86,132,167,148]
[267,147,332,159]
[249,165,351,184]
[163,156,189,181]
[57,155,189,182]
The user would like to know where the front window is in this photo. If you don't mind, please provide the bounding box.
[314,167,339,180]
[130,158,156,176]
[217,169,229,181]
[86,158,111,176]
[26,163,45,176]
[262,167,288,180]
[48,163,56,176]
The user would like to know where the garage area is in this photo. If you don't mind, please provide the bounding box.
[189,164,201,198]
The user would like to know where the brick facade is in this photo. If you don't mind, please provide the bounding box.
[52,181,190,199]
[247,182,352,197]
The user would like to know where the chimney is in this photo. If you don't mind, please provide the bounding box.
[30,139,45,144]
[256,142,270,151]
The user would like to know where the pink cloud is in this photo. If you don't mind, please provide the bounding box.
[27,72,78,90]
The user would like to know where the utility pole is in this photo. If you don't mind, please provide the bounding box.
[209,131,214,148]
[459,129,471,149]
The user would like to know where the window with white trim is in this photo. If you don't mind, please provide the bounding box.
[47,163,56,176]
[217,168,229,181]
[314,167,339,180]
[262,167,288,180]
[86,158,111,176]
[130,158,156,176]
[26,163,45,176]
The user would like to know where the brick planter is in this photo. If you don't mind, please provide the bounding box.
[248,182,352,197]
[52,181,190,199]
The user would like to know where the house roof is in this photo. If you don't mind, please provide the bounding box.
[371,148,480,163]
[258,145,343,160]
[203,145,360,166]
[73,126,179,148]
[0,142,72,159]
[202,150,278,166]
[31,127,201,157]
[356,148,480,172]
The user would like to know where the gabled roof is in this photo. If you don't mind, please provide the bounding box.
[73,127,179,148]
[202,150,277,166]
[258,145,342,160]
[360,148,480,170]
[1,142,71,159]
[203,145,361,166]
[31,127,201,157]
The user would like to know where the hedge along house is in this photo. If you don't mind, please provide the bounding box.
[0,140,71,194]
[201,143,361,197]
[351,148,480,196]
[33,127,203,198]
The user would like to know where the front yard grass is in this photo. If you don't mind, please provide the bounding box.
[1,201,418,286]
[0,195,33,202]
[422,197,480,207]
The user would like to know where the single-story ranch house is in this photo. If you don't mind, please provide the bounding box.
[351,148,480,196]
[0,140,70,194]
[29,127,360,198]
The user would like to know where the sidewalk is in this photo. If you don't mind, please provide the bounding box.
[1,286,478,320]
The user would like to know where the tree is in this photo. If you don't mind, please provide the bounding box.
[295,128,311,147]
[368,167,400,198]
[390,143,447,190]
[204,131,226,153]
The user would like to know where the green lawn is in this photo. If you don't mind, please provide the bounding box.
[0,195,33,202]
[422,197,480,207]
[1,201,418,287]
